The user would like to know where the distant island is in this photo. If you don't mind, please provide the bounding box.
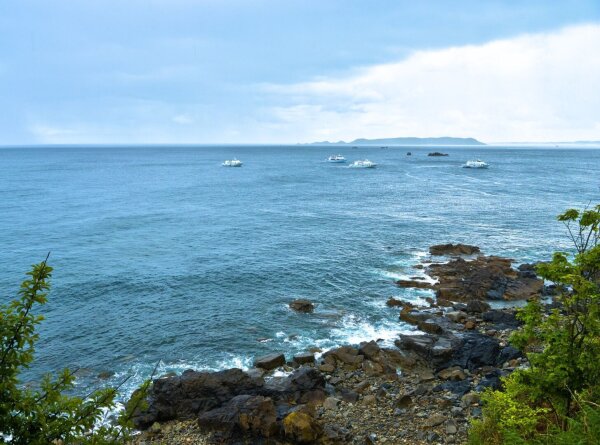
[307,136,485,146]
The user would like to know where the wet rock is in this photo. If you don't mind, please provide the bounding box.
[293,352,315,365]
[396,279,434,289]
[289,299,315,313]
[255,353,286,370]
[429,244,480,256]
[400,308,433,325]
[283,411,321,443]
[386,297,406,307]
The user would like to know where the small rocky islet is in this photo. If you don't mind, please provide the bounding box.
[132,244,549,445]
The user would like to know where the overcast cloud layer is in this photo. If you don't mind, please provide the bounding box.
[265,24,600,144]
[1,1,599,144]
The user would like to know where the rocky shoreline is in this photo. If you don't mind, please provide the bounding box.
[132,244,548,445]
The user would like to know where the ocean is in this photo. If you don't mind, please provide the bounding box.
[1,144,599,398]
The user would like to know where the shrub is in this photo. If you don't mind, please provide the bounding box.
[0,257,147,444]
[469,205,600,444]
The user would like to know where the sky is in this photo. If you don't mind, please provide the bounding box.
[1,0,599,145]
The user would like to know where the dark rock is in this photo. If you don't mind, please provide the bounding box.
[289,299,315,313]
[498,346,523,364]
[429,244,480,256]
[359,340,381,360]
[197,395,278,437]
[321,424,351,445]
[132,368,265,429]
[433,380,471,396]
[424,255,544,302]
[441,333,501,371]
[396,279,434,289]
[339,388,359,403]
[418,320,444,334]
[293,352,315,365]
[386,297,406,307]
[255,353,286,370]
[395,394,413,408]
[400,308,433,325]
[428,152,449,157]
[482,310,521,328]
[465,300,491,314]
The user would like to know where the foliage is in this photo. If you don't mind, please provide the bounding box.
[0,257,148,444]
[469,205,600,444]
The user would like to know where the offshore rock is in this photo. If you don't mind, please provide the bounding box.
[289,299,315,313]
[429,244,481,256]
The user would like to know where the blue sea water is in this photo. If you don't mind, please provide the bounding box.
[1,144,599,397]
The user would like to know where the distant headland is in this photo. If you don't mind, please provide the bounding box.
[306,136,485,146]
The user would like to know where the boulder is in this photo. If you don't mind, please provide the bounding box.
[293,352,315,365]
[358,340,381,360]
[465,300,491,314]
[289,299,315,313]
[255,353,286,370]
[429,244,481,256]
[482,310,521,328]
[197,395,278,437]
[132,368,265,429]
[283,411,322,443]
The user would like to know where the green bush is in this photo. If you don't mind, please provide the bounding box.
[469,205,600,444]
[0,258,148,444]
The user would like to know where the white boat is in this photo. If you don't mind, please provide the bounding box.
[222,158,243,167]
[349,159,377,168]
[463,159,489,169]
[327,154,346,163]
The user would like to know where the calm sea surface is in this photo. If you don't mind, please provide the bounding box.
[1,145,599,396]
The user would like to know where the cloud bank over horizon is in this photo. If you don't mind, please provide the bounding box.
[1,1,599,145]
[264,24,600,144]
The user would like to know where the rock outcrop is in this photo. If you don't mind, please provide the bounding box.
[398,252,544,302]
[289,299,315,313]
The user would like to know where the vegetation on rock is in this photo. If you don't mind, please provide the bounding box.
[469,205,600,444]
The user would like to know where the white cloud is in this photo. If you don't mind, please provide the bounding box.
[263,24,600,143]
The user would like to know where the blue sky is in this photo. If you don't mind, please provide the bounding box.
[1,0,599,144]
